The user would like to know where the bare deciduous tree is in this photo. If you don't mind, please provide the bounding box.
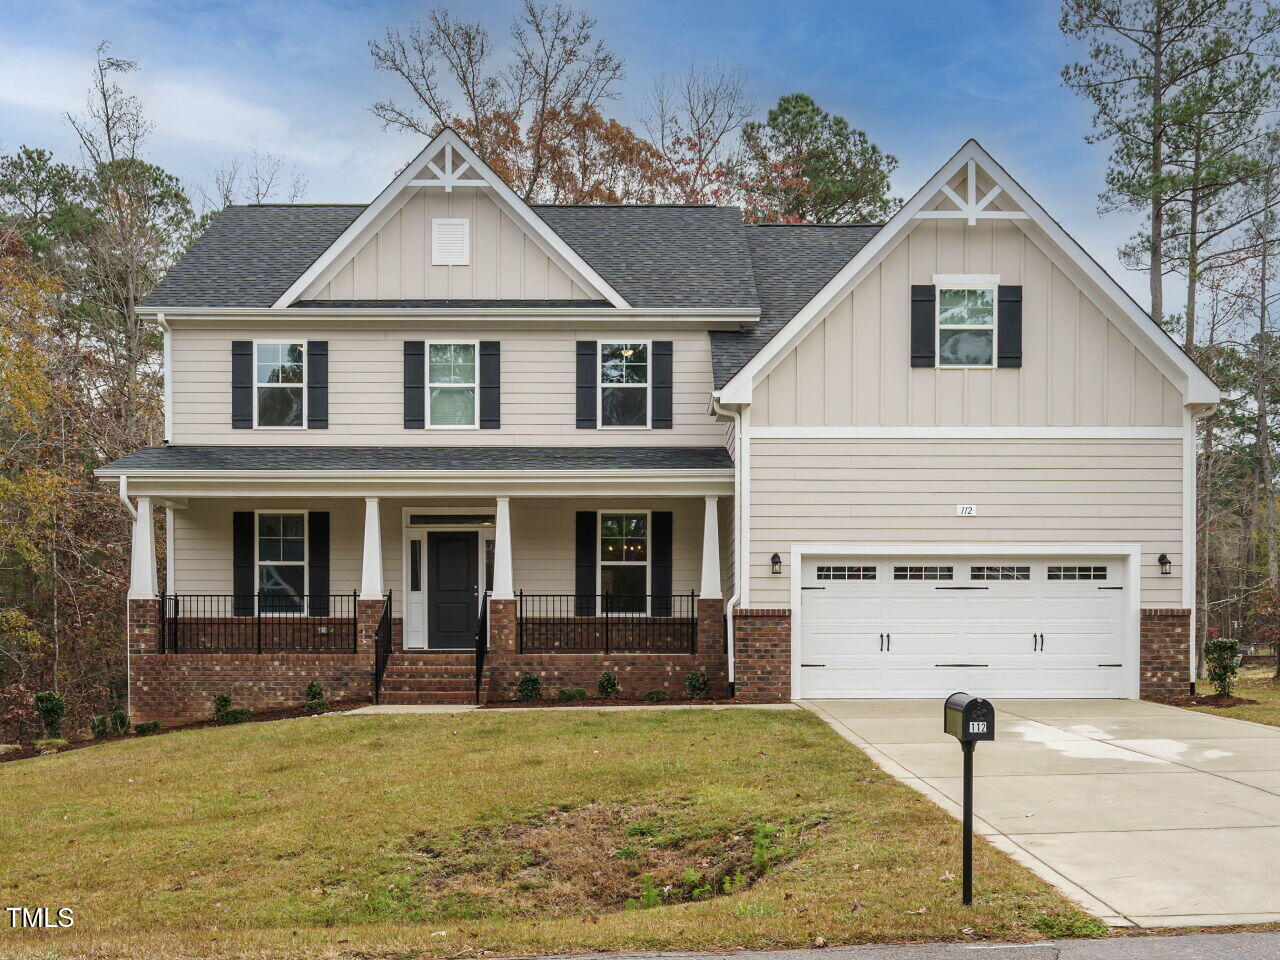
[204,150,308,209]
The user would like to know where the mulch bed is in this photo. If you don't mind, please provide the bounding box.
[481,697,740,709]
[0,697,372,764]
[1149,693,1260,708]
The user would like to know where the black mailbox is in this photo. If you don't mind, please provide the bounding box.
[944,692,995,742]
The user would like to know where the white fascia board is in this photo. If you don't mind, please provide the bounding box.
[750,425,1185,440]
[270,129,629,310]
[142,306,757,327]
[718,139,1221,409]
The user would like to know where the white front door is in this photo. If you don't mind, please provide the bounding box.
[403,533,427,649]
[798,555,1130,699]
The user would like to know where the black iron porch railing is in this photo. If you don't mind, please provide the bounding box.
[517,592,697,654]
[475,591,491,703]
[157,592,359,654]
[373,591,393,702]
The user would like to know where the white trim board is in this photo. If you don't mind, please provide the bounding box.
[271,129,629,310]
[717,139,1219,409]
[750,426,1185,440]
[786,542,1143,701]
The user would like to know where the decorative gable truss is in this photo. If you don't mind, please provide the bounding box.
[273,129,629,308]
[716,140,1219,410]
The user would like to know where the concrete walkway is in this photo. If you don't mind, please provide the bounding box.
[804,698,1280,929]
[345,702,800,715]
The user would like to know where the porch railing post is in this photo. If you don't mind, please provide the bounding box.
[604,595,610,655]
[690,590,698,654]
[352,590,359,653]
[256,593,263,654]
[158,593,166,654]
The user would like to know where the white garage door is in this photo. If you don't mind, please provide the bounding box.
[798,556,1130,699]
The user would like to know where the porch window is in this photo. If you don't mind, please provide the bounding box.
[599,342,649,427]
[257,512,306,612]
[255,342,305,427]
[428,342,477,427]
[599,512,648,613]
[936,283,996,367]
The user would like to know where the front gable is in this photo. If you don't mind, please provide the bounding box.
[718,141,1219,413]
[274,130,627,308]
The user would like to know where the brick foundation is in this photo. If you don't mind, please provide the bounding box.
[480,598,728,700]
[1140,608,1192,698]
[733,608,792,702]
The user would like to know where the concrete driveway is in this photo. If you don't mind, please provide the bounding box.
[803,698,1280,928]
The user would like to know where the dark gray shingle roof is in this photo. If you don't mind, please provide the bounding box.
[144,205,363,308]
[711,224,881,387]
[531,205,758,310]
[100,445,733,473]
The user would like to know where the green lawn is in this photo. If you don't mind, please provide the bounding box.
[0,708,1099,959]
[1190,668,1280,726]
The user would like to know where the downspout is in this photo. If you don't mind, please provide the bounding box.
[158,312,172,444]
[711,395,742,697]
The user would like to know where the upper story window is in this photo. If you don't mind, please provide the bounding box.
[431,218,470,265]
[936,276,997,368]
[428,342,477,427]
[599,511,648,612]
[599,341,649,428]
[258,512,306,612]
[256,342,305,428]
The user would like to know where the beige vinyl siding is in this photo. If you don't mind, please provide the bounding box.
[753,219,1184,428]
[169,323,720,445]
[171,497,709,599]
[747,438,1183,607]
[311,188,591,302]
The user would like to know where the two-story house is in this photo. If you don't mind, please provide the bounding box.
[99,131,1218,723]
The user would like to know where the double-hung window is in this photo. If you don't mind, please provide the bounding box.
[257,512,306,612]
[428,342,477,427]
[599,342,649,428]
[599,512,648,613]
[935,277,997,367]
[255,342,305,427]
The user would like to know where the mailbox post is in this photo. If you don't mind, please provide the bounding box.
[943,692,995,905]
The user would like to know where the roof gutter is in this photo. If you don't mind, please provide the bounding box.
[137,306,761,320]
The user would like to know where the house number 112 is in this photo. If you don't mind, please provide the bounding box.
[956,505,977,517]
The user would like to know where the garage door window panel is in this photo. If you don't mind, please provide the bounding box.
[894,565,954,581]
[1048,565,1108,581]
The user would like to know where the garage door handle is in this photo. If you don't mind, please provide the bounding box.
[936,663,988,667]
[936,586,989,590]
[801,663,826,668]
[1098,663,1123,667]
[801,586,825,590]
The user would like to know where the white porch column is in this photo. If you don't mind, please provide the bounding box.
[492,496,514,599]
[700,496,722,600]
[127,496,157,600]
[360,497,384,599]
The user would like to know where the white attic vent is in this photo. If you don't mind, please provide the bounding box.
[432,218,470,266]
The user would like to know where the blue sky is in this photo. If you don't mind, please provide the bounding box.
[0,0,1147,299]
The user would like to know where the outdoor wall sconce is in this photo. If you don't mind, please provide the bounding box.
[1158,553,1172,575]
[770,553,782,575]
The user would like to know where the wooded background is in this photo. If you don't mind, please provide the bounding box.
[2,0,1277,736]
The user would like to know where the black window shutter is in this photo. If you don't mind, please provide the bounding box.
[231,341,253,428]
[233,511,255,616]
[651,511,673,616]
[306,341,328,429]
[308,512,330,616]
[576,341,597,429]
[997,285,1023,368]
[575,511,597,615]
[479,341,501,429]
[910,285,936,367]
[652,341,673,429]
[404,341,425,429]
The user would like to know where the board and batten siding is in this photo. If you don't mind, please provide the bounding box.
[752,219,1183,428]
[310,187,591,302]
[747,438,1183,608]
[169,323,720,445]
[170,497,713,599]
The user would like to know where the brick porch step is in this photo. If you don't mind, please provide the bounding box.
[378,652,479,705]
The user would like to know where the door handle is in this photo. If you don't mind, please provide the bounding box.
[1039,632,1045,651]
[879,632,884,652]
[1032,632,1037,651]
[886,633,891,652]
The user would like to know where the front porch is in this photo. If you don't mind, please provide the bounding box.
[121,486,732,721]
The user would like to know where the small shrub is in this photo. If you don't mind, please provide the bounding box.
[557,687,587,702]
[35,737,68,754]
[305,698,331,715]
[89,715,109,739]
[134,721,161,736]
[222,707,251,725]
[515,673,543,702]
[304,680,324,702]
[34,691,67,739]
[684,670,711,699]
[109,706,131,735]
[212,693,232,722]
[1205,637,1241,698]
[597,670,620,699]
[1034,913,1110,938]
[625,874,663,910]
[642,688,669,703]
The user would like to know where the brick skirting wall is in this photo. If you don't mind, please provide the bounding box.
[733,608,792,702]
[1140,608,1192,698]
[480,598,728,701]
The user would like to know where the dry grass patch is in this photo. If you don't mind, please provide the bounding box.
[1185,670,1280,727]
[0,708,1100,959]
